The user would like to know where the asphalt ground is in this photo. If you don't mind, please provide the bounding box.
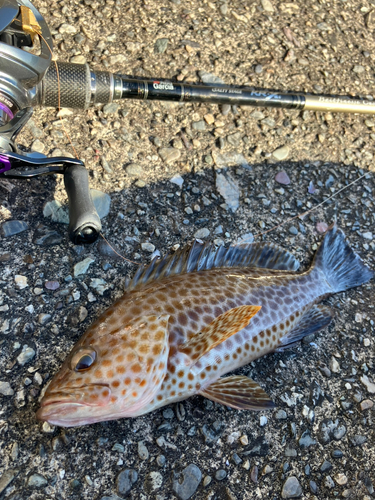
[0,0,375,499]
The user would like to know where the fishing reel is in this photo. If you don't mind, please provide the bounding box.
[1,0,375,244]
[0,0,102,244]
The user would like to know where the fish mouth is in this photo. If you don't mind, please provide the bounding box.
[38,383,111,416]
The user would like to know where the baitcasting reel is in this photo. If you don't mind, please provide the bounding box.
[1,0,375,244]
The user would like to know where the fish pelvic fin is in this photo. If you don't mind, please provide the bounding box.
[178,305,261,364]
[313,224,373,293]
[199,375,275,410]
[276,304,333,352]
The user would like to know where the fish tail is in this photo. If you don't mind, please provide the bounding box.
[312,224,373,293]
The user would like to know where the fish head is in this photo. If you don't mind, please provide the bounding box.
[37,314,170,427]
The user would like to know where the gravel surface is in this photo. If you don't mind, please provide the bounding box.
[1,0,375,499]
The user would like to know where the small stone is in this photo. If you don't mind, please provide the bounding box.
[215,469,227,481]
[31,139,45,153]
[43,200,69,224]
[351,435,367,446]
[125,164,143,177]
[204,114,215,125]
[240,435,248,445]
[59,23,78,34]
[192,120,206,131]
[158,147,181,164]
[70,55,86,64]
[90,278,108,295]
[116,469,138,496]
[353,65,365,74]
[14,275,28,289]
[194,228,210,239]
[156,455,166,467]
[330,356,340,373]
[261,0,274,12]
[45,281,60,291]
[250,465,258,483]
[38,313,52,325]
[360,399,374,410]
[335,473,348,485]
[141,242,156,252]
[260,416,268,426]
[0,381,14,396]
[316,222,328,234]
[320,460,332,472]
[227,132,242,147]
[324,476,335,489]
[276,410,287,420]
[1,220,28,237]
[103,103,120,114]
[275,171,291,185]
[216,172,240,212]
[361,374,375,393]
[170,175,184,187]
[362,231,373,240]
[154,38,169,54]
[28,474,48,487]
[331,449,343,459]
[17,345,36,366]
[289,226,298,235]
[91,189,111,219]
[138,442,149,460]
[172,464,202,500]
[74,257,95,277]
[203,476,211,487]
[198,71,224,84]
[212,151,250,169]
[272,145,290,161]
[281,476,303,498]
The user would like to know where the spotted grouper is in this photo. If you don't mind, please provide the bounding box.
[37,225,373,427]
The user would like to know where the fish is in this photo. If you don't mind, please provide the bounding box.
[37,225,373,427]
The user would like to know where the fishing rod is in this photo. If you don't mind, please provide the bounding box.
[1,0,374,245]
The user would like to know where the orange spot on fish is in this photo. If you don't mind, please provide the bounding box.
[116,365,126,374]
[124,377,131,385]
[122,389,127,396]
[102,359,112,367]
[112,381,120,388]
[132,391,138,398]
[102,389,109,397]
[131,363,142,373]
[107,370,114,378]
[94,369,103,378]
[139,379,147,387]
[188,373,194,381]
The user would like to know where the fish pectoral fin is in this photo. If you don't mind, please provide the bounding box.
[276,304,333,352]
[199,375,275,410]
[178,305,261,364]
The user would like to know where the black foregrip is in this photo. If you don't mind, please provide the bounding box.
[64,165,102,244]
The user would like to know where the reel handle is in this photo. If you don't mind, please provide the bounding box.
[63,164,101,244]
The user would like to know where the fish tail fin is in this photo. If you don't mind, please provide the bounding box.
[312,224,373,293]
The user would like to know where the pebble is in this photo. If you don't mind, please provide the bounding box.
[320,460,332,472]
[31,139,45,153]
[361,374,375,393]
[250,465,258,483]
[351,435,367,446]
[198,71,224,84]
[227,132,242,147]
[156,455,166,466]
[103,103,119,114]
[288,226,298,235]
[170,175,184,187]
[212,151,250,169]
[353,65,365,74]
[261,0,275,12]
[154,38,169,54]
[74,257,95,277]
[216,172,240,212]
[116,469,138,496]
[192,120,206,131]
[316,222,328,233]
[43,200,69,224]
[97,240,122,260]
[194,228,210,239]
[330,356,340,373]
[17,345,36,366]
[91,189,111,219]
[125,164,143,177]
[90,278,108,295]
[275,409,287,419]
[281,476,303,498]
[38,313,52,325]
[28,474,48,487]
[203,476,211,487]
[45,281,60,291]
[0,381,14,396]
[275,171,291,185]
[360,399,374,410]
[14,275,28,289]
[172,464,202,500]
[158,147,181,164]
[215,469,227,481]
[335,473,348,485]
[1,220,28,237]
[273,145,290,161]
[141,242,156,252]
[138,441,149,460]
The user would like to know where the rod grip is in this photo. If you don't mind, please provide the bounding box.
[64,164,101,244]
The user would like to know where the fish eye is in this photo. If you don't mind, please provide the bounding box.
[71,348,97,372]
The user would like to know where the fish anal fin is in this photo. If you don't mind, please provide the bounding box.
[199,375,275,410]
[178,305,261,363]
[277,304,333,351]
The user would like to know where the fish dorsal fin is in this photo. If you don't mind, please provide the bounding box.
[199,375,275,410]
[127,241,299,292]
[178,305,261,364]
